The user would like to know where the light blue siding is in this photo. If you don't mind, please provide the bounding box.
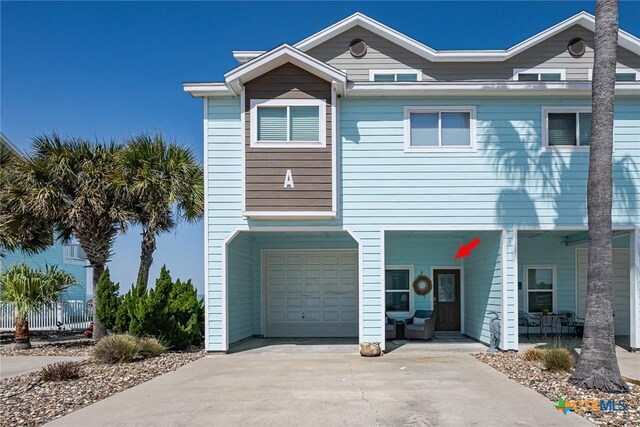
[1,244,87,301]
[227,233,254,344]
[205,94,640,351]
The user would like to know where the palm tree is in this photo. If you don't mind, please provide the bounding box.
[2,134,129,340]
[569,0,628,392]
[116,133,203,289]
[0,264,76,349]
[0,139,54,256]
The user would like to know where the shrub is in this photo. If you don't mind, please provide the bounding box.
[542,348,575,372]
[114,266,204,350]
[92,334,141,364]
[138,337,165,358]
[522,347,544,362]
[40,362,81,381]
[96,269,121,332]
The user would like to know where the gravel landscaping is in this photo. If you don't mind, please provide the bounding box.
[475,352,639,426]
[0,339,94,357]
[0,346,204,426]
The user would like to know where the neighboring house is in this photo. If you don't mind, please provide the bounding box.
[0,133,91,301]
[184,12,640,352]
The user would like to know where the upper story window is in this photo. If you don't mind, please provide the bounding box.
[63,243,86,262]
[588,68,639,81]
[370,69,421,82]
[542,107,591,151]
[513,68,565,81]
[404,106,477,152]
[250,99,326,148]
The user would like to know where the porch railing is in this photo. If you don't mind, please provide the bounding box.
[0,300,93,331]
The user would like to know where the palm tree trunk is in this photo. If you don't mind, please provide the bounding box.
[136,228,156,290]
[569,0,627,393]
[14,316,31,349]
[91,263,108,340]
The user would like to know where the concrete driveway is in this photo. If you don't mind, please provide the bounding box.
[1,356,87,379]
[47,338,589,426]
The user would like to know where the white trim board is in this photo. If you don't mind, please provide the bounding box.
[203,97,210,351]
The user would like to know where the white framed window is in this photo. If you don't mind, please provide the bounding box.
[513,68,566,81]
[250,98,326,148]
[524,265,556,313]
[541,106,592,151]
[587,68,640,81]
[63,243,86,263]
[404,106,477,152]
[369,69,422,82]
[385,265,414,316]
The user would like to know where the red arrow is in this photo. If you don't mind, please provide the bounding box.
[455,237,481,259]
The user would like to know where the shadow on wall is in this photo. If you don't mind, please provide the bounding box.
[486,108,638,227]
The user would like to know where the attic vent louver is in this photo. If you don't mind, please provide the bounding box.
[568,37,586,58]
[349,38,367,58]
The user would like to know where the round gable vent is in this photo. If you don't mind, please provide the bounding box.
[568,37,586,58]
[349,38,367,58]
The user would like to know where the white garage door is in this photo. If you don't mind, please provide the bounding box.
[577,249,630,335]
[264,250,358,337]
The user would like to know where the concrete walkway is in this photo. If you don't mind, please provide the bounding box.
[47,339,588,426]
[0,356,87,379]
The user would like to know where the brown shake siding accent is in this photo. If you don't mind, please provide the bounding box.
[244,63,333,213]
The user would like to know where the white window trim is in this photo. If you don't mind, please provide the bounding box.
[512,68,566,81]
[524,265,557,314]
[385,265,414,317]
[587,67,640,81]
[541,106,592,152]
[369,69,423,82]
[249,98,326,148]
[403,106,477,153]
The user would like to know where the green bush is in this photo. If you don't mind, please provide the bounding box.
[138,337,166,357]
[96,269,121,332]
[542,348,575,372]
[522,347,544,362]
[113,266,204,350]
[40,362,81,381]
[92,334,141,364]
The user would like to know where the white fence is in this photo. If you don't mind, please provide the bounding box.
[0,300,93,331]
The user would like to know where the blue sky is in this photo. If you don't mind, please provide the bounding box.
[3,1,640,293]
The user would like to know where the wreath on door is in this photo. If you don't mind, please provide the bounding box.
[412,275,433,296]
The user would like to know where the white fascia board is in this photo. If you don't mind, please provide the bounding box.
[183,83,234,98]
[224,44,347,95]
[232,51,265,64]
[346,81,640,96]
[291,11,640,62]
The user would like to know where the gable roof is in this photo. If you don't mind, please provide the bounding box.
[234,11,640,63]
[224,44,347,96]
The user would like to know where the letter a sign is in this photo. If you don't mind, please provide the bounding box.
[283,169,294,189]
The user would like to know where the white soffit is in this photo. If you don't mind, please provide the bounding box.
[224,44,347,95]
[286,11,640,63]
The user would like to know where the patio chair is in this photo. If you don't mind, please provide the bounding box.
[404,310,435,341]
[557,311,585,336]
[385,315,397,340]
[518,310,541,340]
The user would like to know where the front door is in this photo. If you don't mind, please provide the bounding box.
[433,269,461,331]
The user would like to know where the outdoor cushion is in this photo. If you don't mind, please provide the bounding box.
[385,323,394,331]
[414,310,434,319]
[406,324,424,332]
[413,317,426,326]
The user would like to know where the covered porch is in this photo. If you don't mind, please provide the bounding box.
[382,229,505,348]
[517,229,637,349]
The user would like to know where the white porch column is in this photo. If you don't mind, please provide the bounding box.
[502,227,519,351]
[631,229,639,351]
